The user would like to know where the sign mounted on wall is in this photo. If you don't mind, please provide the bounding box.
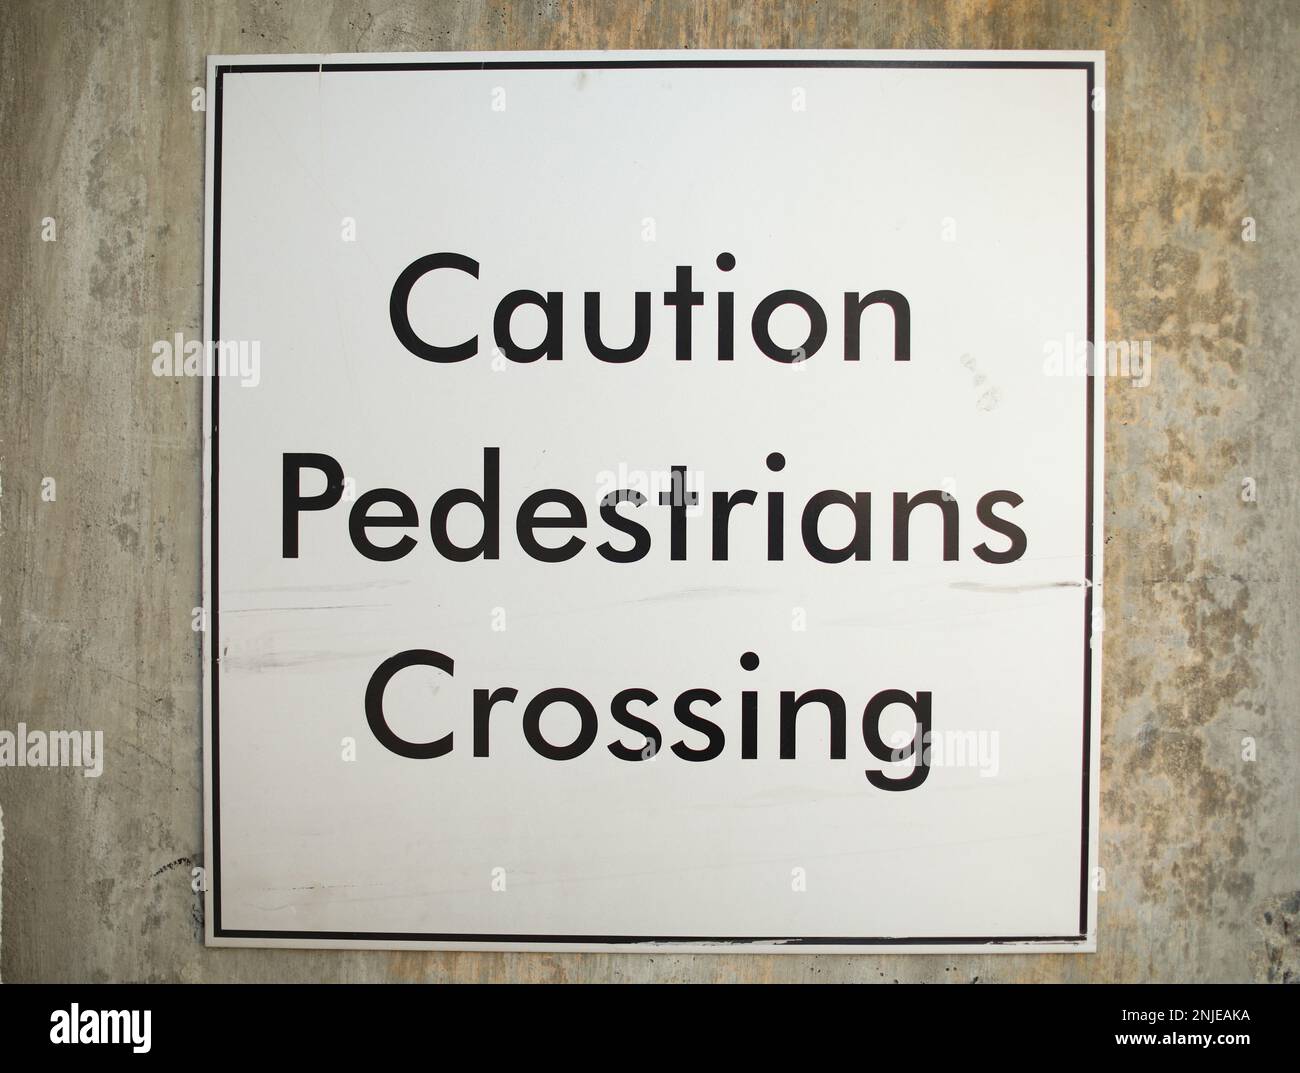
[202,49,1104,952]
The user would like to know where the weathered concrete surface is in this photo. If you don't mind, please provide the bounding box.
[1,0,1296,983]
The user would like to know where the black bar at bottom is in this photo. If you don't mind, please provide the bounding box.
[0,982,1281,1059]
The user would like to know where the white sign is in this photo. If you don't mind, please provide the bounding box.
[203,49,1104,952]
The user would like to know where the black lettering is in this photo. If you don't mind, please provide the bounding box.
[349,488,418,562]
[671,688,724,761]
[429,447,500,561]
[607,687,662,761]
[844,290,910,362]
[389,253,479,363]
[282,452,344,558]
[365,649,455,759]
[802,491,871,563]
[584,292,651,363]
[863,689,932,790]
[974,490,1027,564]
[780,689,847,759]
[662,265,704,361]
[516,489,587,562]
[597,489,651,563]
[494,290,563,362]
[893,490,959,562]
[752,290,827,363]
[472,686,517,757]
[524,688,598,760]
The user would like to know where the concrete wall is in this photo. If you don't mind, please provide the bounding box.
[1,0,1296,983]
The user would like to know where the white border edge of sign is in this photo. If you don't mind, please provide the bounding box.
[201,52,218,951]
[1086,48,1106,956]
[201,47,1105,955]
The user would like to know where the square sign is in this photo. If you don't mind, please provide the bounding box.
[203,49,1104,952]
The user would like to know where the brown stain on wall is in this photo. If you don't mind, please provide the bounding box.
[1,0,1297,983]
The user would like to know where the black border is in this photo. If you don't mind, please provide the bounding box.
[208,57,1097,947]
